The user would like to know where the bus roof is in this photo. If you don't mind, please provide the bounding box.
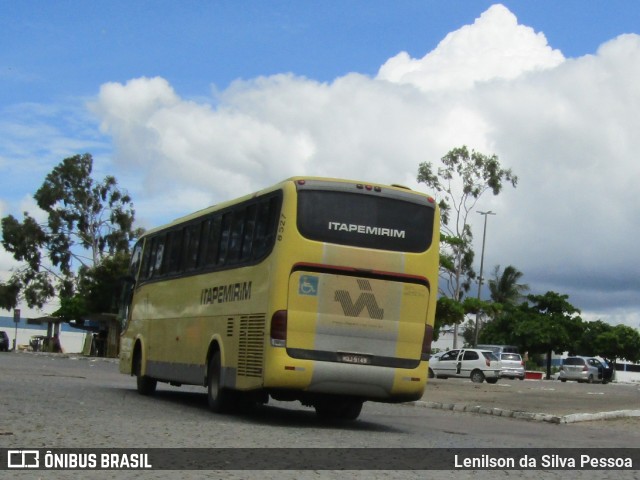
[140,177,435,238]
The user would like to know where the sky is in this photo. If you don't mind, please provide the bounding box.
[1,1,639,330]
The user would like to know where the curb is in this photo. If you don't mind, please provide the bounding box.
[408,400,640,424]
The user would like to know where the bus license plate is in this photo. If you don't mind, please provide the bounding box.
[339,353,371,365]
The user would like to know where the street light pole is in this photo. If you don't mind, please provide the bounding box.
[474,210,495,347]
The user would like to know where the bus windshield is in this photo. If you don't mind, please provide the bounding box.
[296,186,435,253]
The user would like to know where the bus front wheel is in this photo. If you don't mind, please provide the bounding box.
[134,351,157,396]
[207,351,232,413]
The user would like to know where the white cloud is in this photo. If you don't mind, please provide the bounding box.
[377,4,564,91]
[83,6,640,329]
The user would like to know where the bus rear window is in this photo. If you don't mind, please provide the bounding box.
[297,190,435,252]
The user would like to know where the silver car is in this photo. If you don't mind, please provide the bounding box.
[559,356,611,384]
[428,348,501,384]
[499,352,525,380]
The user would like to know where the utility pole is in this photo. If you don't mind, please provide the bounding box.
[474,211,495,347]
[13,308,20,352]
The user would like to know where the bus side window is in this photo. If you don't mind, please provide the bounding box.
[253,196,280,259]
[218,213,232,265]
[205,216,223,267]
[141,236,157,279]
[241,204,257,260]
[152,235,165,277]
[197,219,211,268]
[129,241,144,279]
[227,209,246,264]
[265,196,281,244]
[139,239,152,280]
[164,229,183,275]
[183,223,201,271]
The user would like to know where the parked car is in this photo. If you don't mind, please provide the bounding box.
[428,348,501,384]
[559,356,612,384]
[476,344,519,355]
[0,331,10,352]
[499,352,525,380]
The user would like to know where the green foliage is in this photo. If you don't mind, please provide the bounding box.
[479,292,582,355]
[417,146,517,228]
[80,252,131,314]
[488,265,529,305]
[33,153,135,265]
[434,296,465,339]
[417,146,517,343]
[1,153,137,312]
[54,254,131,321]
[0,279,21,311]
[480,291,640,365]
[55,295,89,322]
[477,310,515,346]
[1,214,47,271]
[595,325,640,364]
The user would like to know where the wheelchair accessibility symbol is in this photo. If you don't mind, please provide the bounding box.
[298,275,319,296]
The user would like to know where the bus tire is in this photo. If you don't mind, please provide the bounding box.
[207,351,232,413]
[470,370,485,384]
[134,351,157,396]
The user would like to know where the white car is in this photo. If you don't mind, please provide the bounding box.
[498,352,525,380]
[428,348,501,383]
[558,356,612,384]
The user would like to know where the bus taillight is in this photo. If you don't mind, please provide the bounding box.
[270,310,288,347]
[421,324,434,360]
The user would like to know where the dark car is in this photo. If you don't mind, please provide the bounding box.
[0,331,10,352]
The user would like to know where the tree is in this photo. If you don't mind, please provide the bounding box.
[55,252,132,321]
[471,264,530,341]
[0,279,21,311]
[583,322,640,366]
[1,153,138,313]
[488,265,529,305]
[572,319,611,357]
[487,292,584,379]
[417,146,517,346]
[605,325,640,364]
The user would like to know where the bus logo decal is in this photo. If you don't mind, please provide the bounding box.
[299,275,319,296]
[201,281,252,304]
[327,222,406,238]
[334,280,384,319]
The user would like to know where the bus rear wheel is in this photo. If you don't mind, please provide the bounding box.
[314,399,363,421]
[134,352,157,396]
[207,351,233,413]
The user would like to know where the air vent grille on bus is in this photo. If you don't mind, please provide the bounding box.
[238,315,265,378]
[226,317,234,337]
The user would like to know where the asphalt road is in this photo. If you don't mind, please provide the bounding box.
[420,376,640,420]
[2,352,640,479]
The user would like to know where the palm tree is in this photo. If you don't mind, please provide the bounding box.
[488,265,529,305]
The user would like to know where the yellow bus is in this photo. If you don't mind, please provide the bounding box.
[119,177,439,420]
